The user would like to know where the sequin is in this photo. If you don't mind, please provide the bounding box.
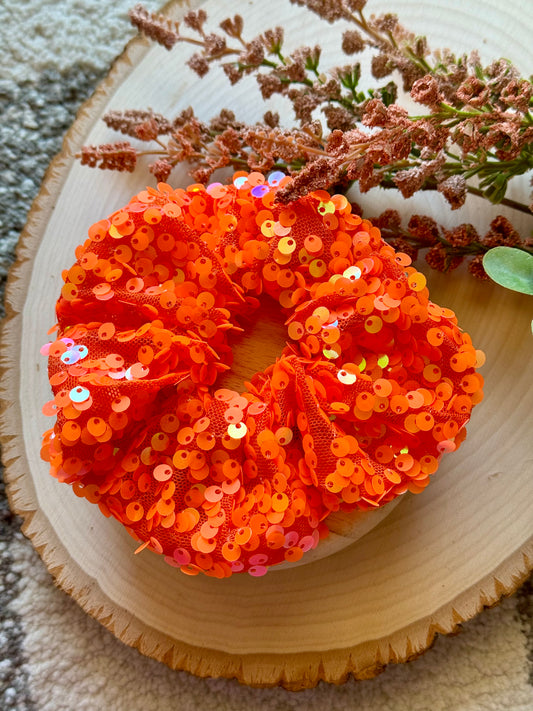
[87,417,107,438]
[288,321,304,340]
[69,386,90,404]
[227,422,247,439]
[338,369,357,385]
[408,272,427,292]
[268,171,286,186]
[278,237,296,255]
[365,316,383,334]
[343,266,362,281]
[309,259,327,277]
[153,464,173,482]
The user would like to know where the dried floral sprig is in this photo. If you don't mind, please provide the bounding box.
[80,142,138,172]
[76,2,533,292]
[122,3,533,215]
[128,4,400,124]
[369,211,533,279]
[79,106,323,183]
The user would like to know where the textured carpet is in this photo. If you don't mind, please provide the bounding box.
[1,1,532,709]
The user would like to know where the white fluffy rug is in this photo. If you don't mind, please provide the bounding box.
[1,1,532,709]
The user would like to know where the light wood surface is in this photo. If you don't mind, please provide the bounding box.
[1,0,532,689]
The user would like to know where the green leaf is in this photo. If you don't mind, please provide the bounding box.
[378,81,398,107]
[352,63,361,86]
[483,247,533,295]
[339,64,361,90]
[481,173,509,204]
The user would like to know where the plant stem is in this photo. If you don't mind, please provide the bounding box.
[465,186,532,215]
[378,177,532,214]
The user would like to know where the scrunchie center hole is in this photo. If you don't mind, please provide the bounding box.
[217,295,288,392]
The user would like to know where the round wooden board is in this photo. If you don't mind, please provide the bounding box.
[1,0,532,690]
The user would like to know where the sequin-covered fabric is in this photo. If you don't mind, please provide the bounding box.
[41,172,484,578]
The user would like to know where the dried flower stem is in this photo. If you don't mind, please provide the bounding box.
[371,210,533,281]
[76,2,532,287]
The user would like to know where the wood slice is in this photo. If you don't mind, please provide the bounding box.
[1,0,532,690]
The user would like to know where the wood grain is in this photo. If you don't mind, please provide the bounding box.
[1,0,532,689]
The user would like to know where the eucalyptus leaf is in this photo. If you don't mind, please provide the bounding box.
[483,247,533,295]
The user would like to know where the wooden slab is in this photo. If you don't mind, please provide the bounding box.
[1,0,532,689]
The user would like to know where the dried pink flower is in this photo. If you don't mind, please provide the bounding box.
[437,174,467,210]
[135,118,160,142]
[183,10,208,34]
[342,30,365,54]
[468,254,489,280]
[103,109,172,137]
[455,76,489,108]
[191,166,214,184]
[219,15,244,39]
[426,243,463,272]
[150,159,173,182]
[276,156,344,202]
[346,0,367,11]
[484,119,524,159]
[204,33,227,58]
[361,100,409,129]
[215,128,244,155]
[92,0,532,280]
[289,0,350,23]
[371,54,393,79]
[394,57,427,92]
[222,63,243,85]
[187,53,210,77]
[500,78,533,112]
[261,27,284,53]
[208,109,240,132]
[410,74,444,110]
[410,121,448,151]
[323,105,355,131]
[240,38,265,66]
[257,73,285,99]
[485,58,519,94]
[288,88,322,124]
[482,215,521,247]
[373,13,399,34]
[80,142,137,172]
[445,223,479,247]
[393,166,428,199]
[452,118,484,155]
[354,155,384,192]
[361,98,389,127]
[129,4,178,50]
[263,111,280,128]
[407,214,440,246]
[371,209,402,230]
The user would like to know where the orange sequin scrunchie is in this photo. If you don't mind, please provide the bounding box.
[41,172,484,578]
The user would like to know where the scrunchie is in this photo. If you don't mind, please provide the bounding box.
[41,171,484,578]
